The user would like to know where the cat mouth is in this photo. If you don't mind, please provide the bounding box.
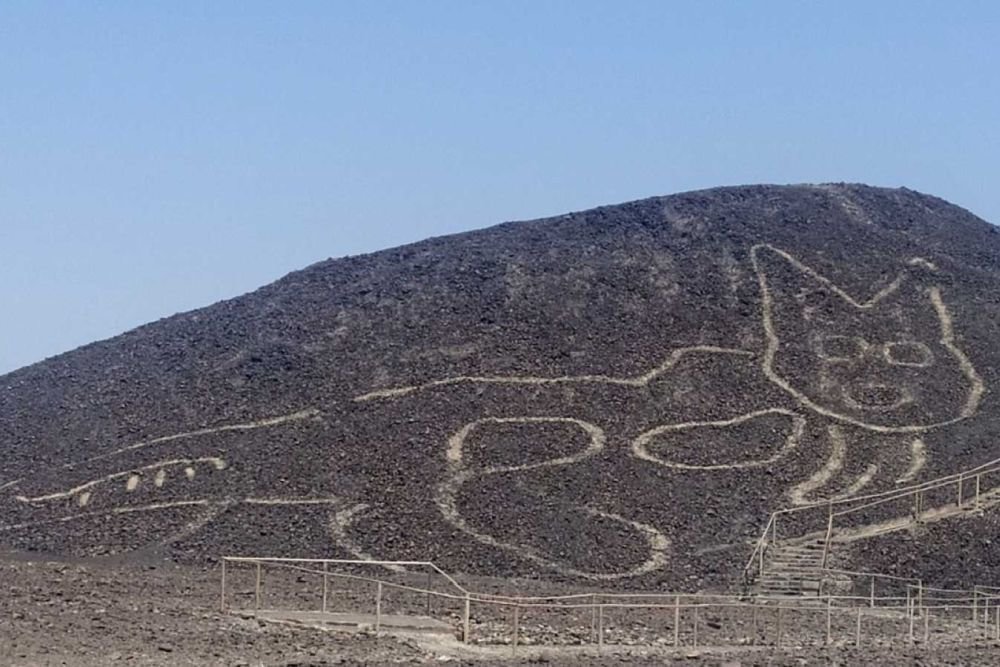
[841,384,914,412]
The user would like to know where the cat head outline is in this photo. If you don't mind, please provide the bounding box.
[751,244,984,433]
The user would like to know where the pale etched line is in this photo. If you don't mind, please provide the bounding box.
[753,244,983,433]
[66,408,322,469]
[437,416,670,580]
[829,464,878,501]
[244,497,342,506]
[630,408,806,470]
[0,499,214,532]
[438,469,669,580]
[753,243,905,310]
[880,341,934,368]
[353,346,753,402]
[446,416,605,471]
[930,287,985,419]
[155,501,235,547]
[15,457,226,503]
[833,486,1000,543]
[330,503,407,573]
[112,499,211,514]
[814,185,874,227]
[0,496,333,533]
[0,479,21,492]
[895,438,927,484]
[789,426,846,506]
[908,257,939,271]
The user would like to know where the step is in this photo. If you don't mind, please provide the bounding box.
[759,588,821,595]
[767,559,823,567]
[762,568,823,575]
[768,560,823,567]
[758,572,823,581]
[759,577,822,586]
[757,581,822,589]
[775,545,825,552]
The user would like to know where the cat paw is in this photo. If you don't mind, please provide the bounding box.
[631,408,806,470]
[437,416,670,579]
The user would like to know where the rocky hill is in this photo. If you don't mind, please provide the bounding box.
[2,183,1000,591]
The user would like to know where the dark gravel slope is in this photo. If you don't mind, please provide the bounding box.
[2,183,1000,591]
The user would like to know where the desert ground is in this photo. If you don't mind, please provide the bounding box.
[4,552,1000,666]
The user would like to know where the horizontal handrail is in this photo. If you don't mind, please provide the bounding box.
[742,513,775,580]
[821,567,920,585]
[226,556,992,611]
[222,556,468,594]
[744,454,1000,584]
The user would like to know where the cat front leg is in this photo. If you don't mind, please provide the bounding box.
[789,424,927,506]
[436,415,670,580]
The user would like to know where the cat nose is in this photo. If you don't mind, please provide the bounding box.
[842,383,913,411]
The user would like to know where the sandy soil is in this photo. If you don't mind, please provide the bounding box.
[4,554,1000,666]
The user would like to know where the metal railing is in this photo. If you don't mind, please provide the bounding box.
[219,556,1000,651]
[744,455,1000,587]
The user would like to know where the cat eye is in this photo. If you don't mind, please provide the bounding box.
[883,341,934,367]
[814,335,867,362]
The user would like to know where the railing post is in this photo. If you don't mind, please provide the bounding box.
[976,474,982,509]
[425,570,432,616]
[914,491,923,522]
[855,606,862,647]
[918,580,923,617]
[751,603,758,646]
[908,589,915,642]
[220,559,227,613]
[597,604,604,652]
[772,514,778,545]
[322,562,329,613]
[995,603,999,640]
[957,475,964,508]
[463,594,471,643]
[375,581,382,633]
[869,576,875,608]
[924,605,930,643]
[821,512,834,569]
[973,589,978,622]
[254,561,262,614]
[692,604,699,647]
[776,605,783,647]
[590,594,597,643]
[826,597,832,645]
[512,604,519,655]
[984,598,990,639]
[673,596,680,646]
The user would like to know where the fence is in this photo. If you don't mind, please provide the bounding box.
[744,456,1000,587]
[219,557,1000,652]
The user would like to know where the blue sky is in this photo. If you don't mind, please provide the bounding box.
[1,1,998,374]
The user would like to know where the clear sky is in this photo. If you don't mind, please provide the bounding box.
[1,2,998,374]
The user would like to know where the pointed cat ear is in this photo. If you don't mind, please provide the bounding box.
[752,244,946,325]
[752,245,857,323]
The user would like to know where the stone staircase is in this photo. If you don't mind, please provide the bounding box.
[755,538,827,599]
[744,459,1000,603]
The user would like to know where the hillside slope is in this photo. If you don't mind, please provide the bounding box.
[2,183,999,590]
